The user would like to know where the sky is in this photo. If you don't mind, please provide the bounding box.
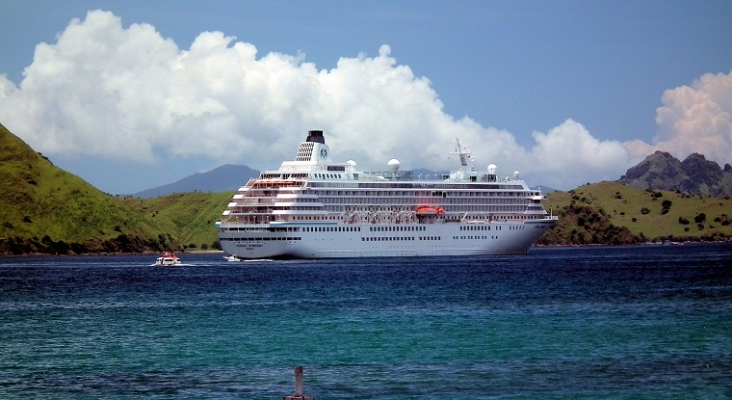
[1,1,731,194]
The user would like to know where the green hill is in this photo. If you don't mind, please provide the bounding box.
[0,123,175,254]
[1,122,236,255]
[542,181,732,243]
[121,191,233,251]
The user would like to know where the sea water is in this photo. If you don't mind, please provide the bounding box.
[1,243,731,399]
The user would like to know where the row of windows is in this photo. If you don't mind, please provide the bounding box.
[305,189,531,197]
[227,205,529,215]
[321,205,526,213]
[460,225,491,231]
[363,236,414,241]
[307,182,527,191]
[260,173,308,179]
[221,236,449,242]
[249,179,534,193]
[316,197,531,204]
[352,183,525,190]
[219,227,298,232]
[361,236,442,241]
[303,226,360,232]
[370,226,426,232]
[221,237,301,241]
[313,173,344,179]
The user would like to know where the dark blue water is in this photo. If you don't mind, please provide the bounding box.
[1,243,731,399]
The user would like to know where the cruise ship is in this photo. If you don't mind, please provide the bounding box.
[216,130,557,259]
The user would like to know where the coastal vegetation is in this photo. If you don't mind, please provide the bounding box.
[1,123,179,254]
[119,191,232,251]
[539,181,732,245]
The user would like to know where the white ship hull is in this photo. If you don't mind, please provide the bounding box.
[220,219,555,259]
[216,130,558,260]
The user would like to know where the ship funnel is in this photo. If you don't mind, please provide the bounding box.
[295,130,331,162]
[306,130,325,144]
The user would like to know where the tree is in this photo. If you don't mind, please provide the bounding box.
[661,200,672,214]
[694,213,706,224]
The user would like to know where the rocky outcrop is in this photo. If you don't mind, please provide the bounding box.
[619,151,732,197]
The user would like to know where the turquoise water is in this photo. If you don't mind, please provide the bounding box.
[1,243,731,399]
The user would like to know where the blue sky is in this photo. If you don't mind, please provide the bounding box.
[1,0,731,194]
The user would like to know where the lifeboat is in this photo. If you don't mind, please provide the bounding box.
[416,206,445,215]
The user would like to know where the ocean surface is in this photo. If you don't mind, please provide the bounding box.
[1,243,731,400]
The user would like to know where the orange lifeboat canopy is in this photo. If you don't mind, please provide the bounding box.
[417,206,445,214]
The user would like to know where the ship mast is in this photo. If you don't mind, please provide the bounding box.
[449,138,475,180]
[451,138,471,167]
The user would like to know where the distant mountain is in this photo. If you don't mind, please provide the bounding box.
[618,151,732,197]
[534,185,557,193]
[133,164,260,198]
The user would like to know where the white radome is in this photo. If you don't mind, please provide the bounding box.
[388,158,400,173]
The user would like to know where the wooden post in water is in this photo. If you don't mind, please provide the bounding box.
[283,366,314,400]
[295,365,303,397]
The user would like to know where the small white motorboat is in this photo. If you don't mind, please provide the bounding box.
[152,252,182,266]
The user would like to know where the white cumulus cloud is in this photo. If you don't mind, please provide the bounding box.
[625,70,732,166]
[530,119,638,187]
[0,10,641,190]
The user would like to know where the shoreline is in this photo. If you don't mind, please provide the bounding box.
[3,241,731,258]
[0,249,226,258]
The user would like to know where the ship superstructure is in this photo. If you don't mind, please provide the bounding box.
[216,130,557,259]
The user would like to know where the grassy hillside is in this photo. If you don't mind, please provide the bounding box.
[0,123,178,253]
[1,120,236,255]
[544,181,732,242]
[122,191,233,250]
